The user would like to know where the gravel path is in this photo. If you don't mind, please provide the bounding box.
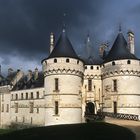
[105,117,140,140]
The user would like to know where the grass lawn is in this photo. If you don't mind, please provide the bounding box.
[0,122,135,140]
[0,129,14,134]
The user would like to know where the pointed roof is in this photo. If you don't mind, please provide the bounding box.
[83,34,103,65]
[48,30,79,59]
[104,32,137,62]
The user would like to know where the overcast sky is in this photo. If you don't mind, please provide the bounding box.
[0,0,140,75]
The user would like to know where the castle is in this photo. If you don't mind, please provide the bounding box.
[0,27,140,128]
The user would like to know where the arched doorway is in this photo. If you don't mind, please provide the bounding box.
[85,102,95,115]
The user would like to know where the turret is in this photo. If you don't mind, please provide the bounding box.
[42,29,84,126]
[127,30,135,54]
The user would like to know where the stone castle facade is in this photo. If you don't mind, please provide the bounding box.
[0,28,140,128]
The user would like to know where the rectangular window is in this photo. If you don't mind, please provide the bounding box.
[6,104,9,112]
[11,94,13,100]
[26,93,28,99]
[1,104,4,112]
[36,92,39,99]
[113,79,117,92]
[88,79,92,91]
[31,92,33,99]
[55,78,59,91]
[21,93,23,100]
[23,117,25,123]
[37,107,39,113]
[16,116,18,122]
[15,94,18,100]
[30,102,34,113]
[2,94,4,101]
[15,103,18,113]
[55,101,59,115]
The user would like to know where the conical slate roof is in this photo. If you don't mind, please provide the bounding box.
[48,30,79,59]
[104,32,137,62]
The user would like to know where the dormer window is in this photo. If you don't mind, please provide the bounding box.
[54,59,57,63]
[66,59,69,63]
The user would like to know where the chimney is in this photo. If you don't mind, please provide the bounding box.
[127,30,134,54]
[50,32,55,53]
[34,68,39,80]
[8,68,14,76]
[99,43,108,58]
[27,70,32,81]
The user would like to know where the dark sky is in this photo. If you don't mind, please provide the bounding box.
[0,0,140,74]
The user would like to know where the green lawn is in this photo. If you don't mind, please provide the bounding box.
[0,129,14,134]
[0,122,136,140]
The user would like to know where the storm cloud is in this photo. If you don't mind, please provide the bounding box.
[0,0,140,74]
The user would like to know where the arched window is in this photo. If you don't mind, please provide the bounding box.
[127,60,131,64]
[54,59,57,63]
[112,61,115,66]
[66,58,69,63]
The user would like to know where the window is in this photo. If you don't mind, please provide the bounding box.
[127,60,131,64]
[85,66,87,69]
[77,60,79,64]
[55,78,59,91]
[15,94,18,100]
[26,93,28,99]
[23,117,25,123]
[36,92,39,99]
[55,101,59,115]
[66,59,69,63]
[31,117,33,124]
[113,79,117,92]
[90,66,93,69]
[2,94,4,101]
[16,116,18,122]
[11,94,13,100]
[37,107,39,113]
[30,102,34,113]
[54,59,57,63]
[6,104,9,112]
[21,93,23,100]
[88,79,92,91]
[112,61,115,66]
[97,66,99,70]
[15,103,18,113]
[1,104,4,112]
[31,92,33,99]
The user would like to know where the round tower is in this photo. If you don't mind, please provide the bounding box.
[42,30,84,125]
[102,30,140,120]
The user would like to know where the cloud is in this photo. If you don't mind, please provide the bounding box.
[0,0,139,74]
